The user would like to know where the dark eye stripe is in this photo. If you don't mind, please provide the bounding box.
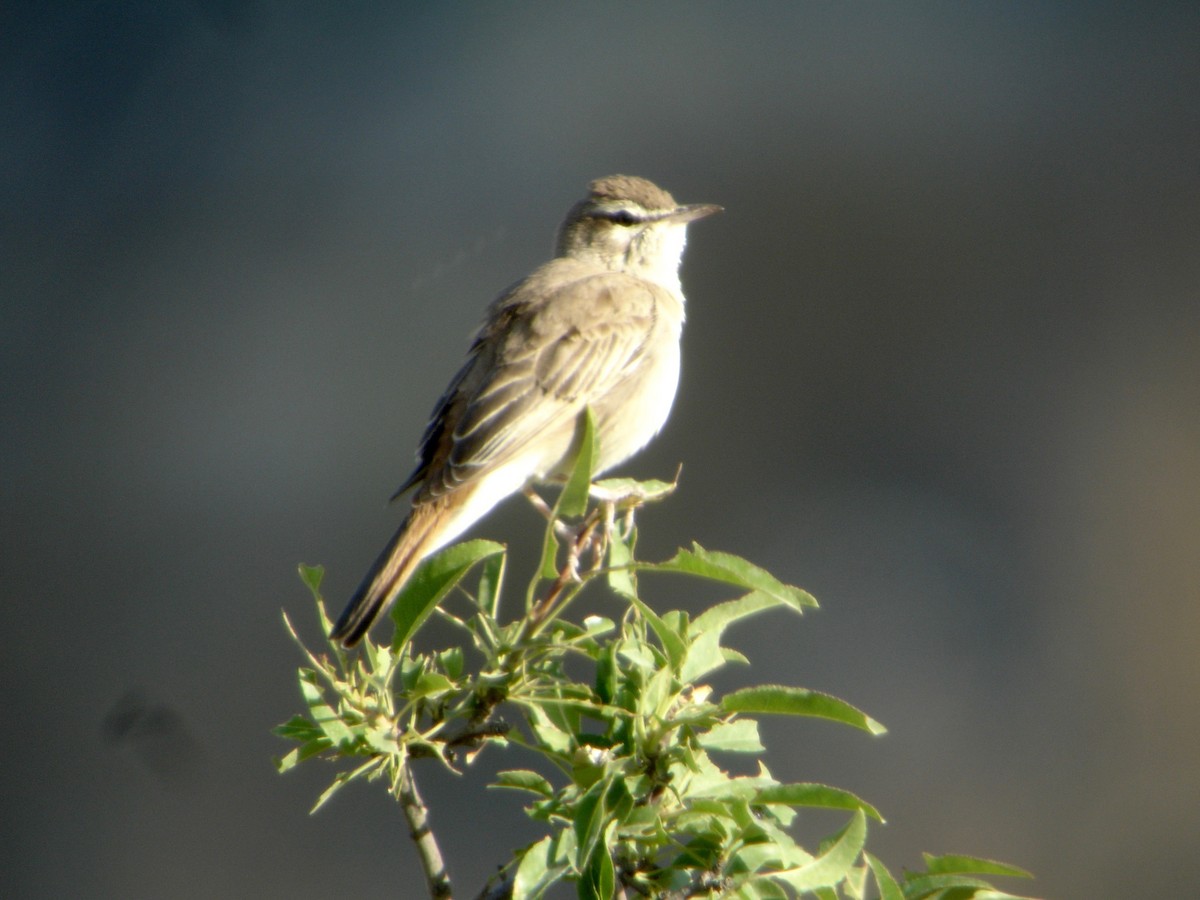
[597,209,641,226]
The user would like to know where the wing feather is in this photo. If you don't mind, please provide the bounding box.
[405,270,663,499]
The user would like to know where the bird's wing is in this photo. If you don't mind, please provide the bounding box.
[408,271,667,498]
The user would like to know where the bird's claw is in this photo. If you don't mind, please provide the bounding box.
[525,473,679,577]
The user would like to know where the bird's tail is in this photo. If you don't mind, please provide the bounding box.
[330,499,447,647]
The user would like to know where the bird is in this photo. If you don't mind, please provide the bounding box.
[331,175,721,646]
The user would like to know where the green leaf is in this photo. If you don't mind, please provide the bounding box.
[605,526,638,598]
[512,833,573,900]
[684,778,757,806]
[698,719,764,753]
[691,590,791,636]
[273,715,324,743]
[865,852,904,900]
[898,873,998,896]
[493,769,555,797]
[639,664,675,718]
[580,615,615,636]
[574,776,632,881]
[723,685,887,736]
[680,626,726,682]
[623,591,687,672]
[732,822,817,881]
[558,407,598,519]
[733,843,791,879]
[363,721,401,755]
[298,670,355,746]
[734,872,791,899]
[591,475,677,503]
[581,821,616,900]
[772,809,867,892]
[476,549,506,619]
[921,854,1034,880]
[594,644,617,705]
[296,565,336,637]
[389,539,506,651]
[722,646,751,667]
[536,515,560,582]
[274,739,331,772]
[437,646,464,680]
[274,747,302,773]
[755,783,884,822]
[615,639,658,673]
[842,866,869,900]
[407,671,455,700]
[310,772,355,814]
[309,756,385,814]
[298,563,324,598]
[512,832,574,900]
[642,544,817,613]
[573,779,609,876]
[525,703,574,755]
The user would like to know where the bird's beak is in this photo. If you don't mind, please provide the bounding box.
[665,203,723,224]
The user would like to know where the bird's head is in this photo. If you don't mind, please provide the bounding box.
[556,175,721,289]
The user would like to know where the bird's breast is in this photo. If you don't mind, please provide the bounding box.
[590,311,682,475]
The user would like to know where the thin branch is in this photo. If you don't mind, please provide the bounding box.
[397,764,453,900]
[526,505,609,630]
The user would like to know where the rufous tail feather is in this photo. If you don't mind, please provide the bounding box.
[330,500,446,647]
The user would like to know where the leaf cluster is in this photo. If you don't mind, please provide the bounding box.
[276,415,1036,899]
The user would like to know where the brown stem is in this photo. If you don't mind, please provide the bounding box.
[527,512,600,629]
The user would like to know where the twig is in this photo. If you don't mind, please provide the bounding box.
[527,511,600,628]
[398,764,453,899]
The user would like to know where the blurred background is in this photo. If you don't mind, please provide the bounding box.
[4,3,1198,898]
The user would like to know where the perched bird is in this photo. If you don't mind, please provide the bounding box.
[332,175,720,646]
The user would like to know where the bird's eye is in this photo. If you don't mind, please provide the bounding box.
[607,210,639,226]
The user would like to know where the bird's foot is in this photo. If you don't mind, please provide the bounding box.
[522,485,556,521]
[524,469,680,574]
[589,469,680,539]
